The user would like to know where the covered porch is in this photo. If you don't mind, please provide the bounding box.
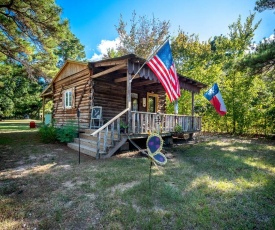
[85,54,207,158]
[89,54,206,135]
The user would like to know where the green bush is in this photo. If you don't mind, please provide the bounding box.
[39,124,57,143]
[174,124,183,133]
[56,121,77,143]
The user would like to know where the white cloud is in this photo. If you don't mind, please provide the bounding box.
[269,34,275,41]
[89,38,120,61]
[89,53,103,61]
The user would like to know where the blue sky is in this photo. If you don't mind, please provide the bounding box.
[56,0,275,60]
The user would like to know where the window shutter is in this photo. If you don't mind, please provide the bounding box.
[72,87,76,108]
[62,90,65,110]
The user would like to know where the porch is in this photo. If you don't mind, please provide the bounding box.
[130,111,201,134]
[68,108,202,159]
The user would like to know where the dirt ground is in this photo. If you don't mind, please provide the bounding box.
[1,127,275,229]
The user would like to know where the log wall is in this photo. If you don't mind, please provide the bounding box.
[93,76,127,123]
[52,61,168,128]
[92,75,167,124]
[132,84,166,113]
[53,68,91,127]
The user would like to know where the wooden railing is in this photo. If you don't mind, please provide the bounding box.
[90,109,201,158]
[131,111,201,134]
[91,108,129,159]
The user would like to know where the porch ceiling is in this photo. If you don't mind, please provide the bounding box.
[88,54,207,93]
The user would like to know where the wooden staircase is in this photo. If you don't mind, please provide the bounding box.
[67,108,129,159]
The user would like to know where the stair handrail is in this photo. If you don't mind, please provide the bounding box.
[90,108,130,136]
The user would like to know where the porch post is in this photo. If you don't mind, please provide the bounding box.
[191,92,194,117]
[174,100,178,115]
[42,96,45,124]
[189,92,195,140]
[126,65,132,132]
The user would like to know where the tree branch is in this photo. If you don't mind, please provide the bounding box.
[0,0,14,8]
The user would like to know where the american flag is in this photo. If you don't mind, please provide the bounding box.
[147,41,180,102]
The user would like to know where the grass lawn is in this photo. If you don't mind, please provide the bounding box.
[0,119,42,133]
[0,120,275,229]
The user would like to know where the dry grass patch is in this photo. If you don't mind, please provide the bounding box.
[0,121,275,229]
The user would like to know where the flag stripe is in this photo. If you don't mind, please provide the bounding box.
[147,41,181,102]
[147,58,175,101]
[148,56,179,101]
[148,57,177,101]
[204,83,227,116]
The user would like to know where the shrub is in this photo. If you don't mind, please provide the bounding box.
[174,124,183,133]
[56,121,78,143]
[39,124,57,143]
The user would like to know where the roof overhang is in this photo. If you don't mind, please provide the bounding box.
[89,54,207,93]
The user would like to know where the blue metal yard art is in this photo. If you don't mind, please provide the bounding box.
[146,133,167,166]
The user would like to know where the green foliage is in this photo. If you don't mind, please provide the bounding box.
[0,0,85,119]
[55,33,86,68]
[44,101,53,114]
[255,0,275,12]
[0,0,85,78]
[39,124,57,143]
[174,124,183,133]
[102,47,123,59]
[0,63,43,118]
[56,121,77,143]
[239,39,275,80]
[120,121,128,129]
[115,11,170,59]
[170,13,274,135]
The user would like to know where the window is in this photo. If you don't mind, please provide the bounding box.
[131,93,138,111]
[63,88,75,109]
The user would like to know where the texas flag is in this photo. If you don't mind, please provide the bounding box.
[204,83,227,116]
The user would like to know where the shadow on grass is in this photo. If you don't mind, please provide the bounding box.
[150,140,275,229]
[1,129,275,229]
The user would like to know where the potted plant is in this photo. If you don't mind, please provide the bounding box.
[120,121,128,133]
[173,124,184,138]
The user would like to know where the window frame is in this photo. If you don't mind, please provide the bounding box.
[63,88,74,109]
[147,92,159,113]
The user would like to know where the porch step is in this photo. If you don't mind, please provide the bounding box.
[102,136,128,159]
[67,118,128,158]
[79,133,98,141]
[79,133,119,141]
[74,137,113,148]
[84,129,120,137]
[67,142,98,158]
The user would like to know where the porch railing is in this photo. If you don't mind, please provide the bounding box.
[91,108,129,158]
[131,111,201,134]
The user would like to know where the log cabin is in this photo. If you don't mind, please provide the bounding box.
[41,54,207,159]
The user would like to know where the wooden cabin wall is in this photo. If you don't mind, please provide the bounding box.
[146,84,167,113]
[132,84,166,113]
[53,68,91,127]
[93,76,127,123]
[57,64,88,81]
[93,75,167,123]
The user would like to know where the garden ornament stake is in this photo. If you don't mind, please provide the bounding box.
[77,109,80,164]
[146,114,167,189]
[127,114,167,190]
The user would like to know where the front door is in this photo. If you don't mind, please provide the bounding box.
[147,93,158,113]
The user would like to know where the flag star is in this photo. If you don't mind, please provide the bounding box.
[209,88,214,95]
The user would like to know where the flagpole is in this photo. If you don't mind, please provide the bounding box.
[130,36,170,83]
